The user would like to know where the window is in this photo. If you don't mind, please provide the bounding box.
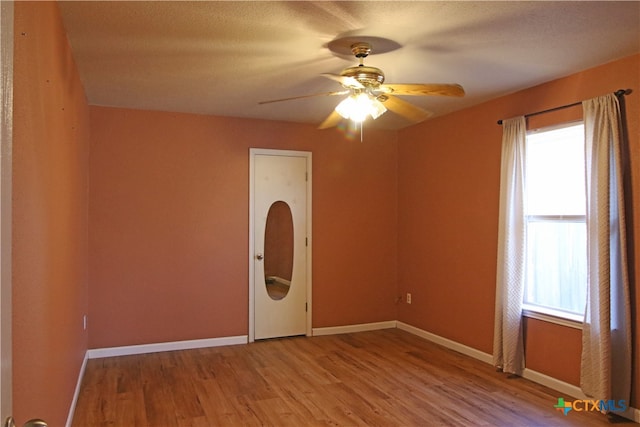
[523,123,586,321]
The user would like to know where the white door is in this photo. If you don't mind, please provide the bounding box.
[250,149,311,341]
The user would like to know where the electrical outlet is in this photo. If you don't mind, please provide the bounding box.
[406,293,412,304]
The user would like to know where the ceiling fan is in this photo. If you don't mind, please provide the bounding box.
[259,42,465,129]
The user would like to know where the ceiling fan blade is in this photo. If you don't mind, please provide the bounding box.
[318,109,344,130]
[259,90,348,105]
[382,83,465,97]
[379,95,433,123]
[321,73,365,89]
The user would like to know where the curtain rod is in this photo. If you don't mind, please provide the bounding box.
[496,89,631,125]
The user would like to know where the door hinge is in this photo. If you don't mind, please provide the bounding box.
[305,302,308,312]
[305,171,308,181]
[305,237,308,246]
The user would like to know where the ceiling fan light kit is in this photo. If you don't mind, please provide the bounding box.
[259,40,465,132]
[335,92,387,122]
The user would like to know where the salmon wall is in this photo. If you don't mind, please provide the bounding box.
[12,2,90,425]
[88,108,398,348]
[397,54,640,407]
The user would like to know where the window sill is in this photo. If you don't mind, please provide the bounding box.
[522,305,583,330]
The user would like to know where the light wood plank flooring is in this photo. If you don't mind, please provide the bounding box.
[72,329,631,426]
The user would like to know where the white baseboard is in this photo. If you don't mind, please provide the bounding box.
[87,335,248,359]
[397,321,493,364]
[397,321,639,423]
[66,351,88,427]
[521,368,588,400]
[312,320,397,336]
[620,406,640,423]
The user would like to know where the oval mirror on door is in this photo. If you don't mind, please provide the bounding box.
[264,201,294,300]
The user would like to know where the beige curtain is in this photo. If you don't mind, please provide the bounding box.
[493,116,526,376]
[580,94,632,403]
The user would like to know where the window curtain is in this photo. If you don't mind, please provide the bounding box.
[493,116,527,376]
[580,94,632,404]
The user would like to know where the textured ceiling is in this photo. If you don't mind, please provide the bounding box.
[58,1,640,130]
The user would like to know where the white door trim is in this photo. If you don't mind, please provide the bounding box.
[249,148,312,342]
[0,0,14,419]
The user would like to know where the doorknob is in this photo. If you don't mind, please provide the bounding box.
[3,417,47,427]
[256,253,264,260]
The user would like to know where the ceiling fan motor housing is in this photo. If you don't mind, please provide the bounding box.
[341,66,385,87]
[340,42,385,87]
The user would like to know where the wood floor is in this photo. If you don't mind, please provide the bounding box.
[72,329,630,426]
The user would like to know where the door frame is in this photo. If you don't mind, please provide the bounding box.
[249,148,312,343]
[0,0,14,419]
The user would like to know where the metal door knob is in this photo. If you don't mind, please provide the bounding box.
[256,253,264,260]
[3,418,47,427]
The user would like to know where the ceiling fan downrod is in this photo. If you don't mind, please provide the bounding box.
[351,42,371,67]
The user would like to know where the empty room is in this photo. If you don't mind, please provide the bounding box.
[2,1,640,426]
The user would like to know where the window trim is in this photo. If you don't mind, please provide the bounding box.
[527,119,584,134]
[522,121,586,328]
[526,214,585,222]
[522,304,583,329]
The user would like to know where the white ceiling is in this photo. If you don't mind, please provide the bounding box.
[58,1,640,130]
